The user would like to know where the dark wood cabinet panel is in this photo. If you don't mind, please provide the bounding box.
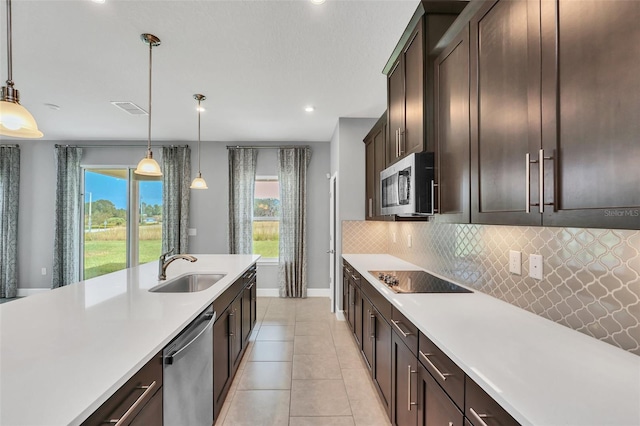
[373,307,392,416]
[364,113,387,220]
[392,332,418,426]
[435,24,470,223]
[403,24,424,158]
[213,310,231,418]
[470,0,541,225]
[466,377,519,426]
[417,364,463,426]
[229,295,243,371]
[540,0,640,229]
[388,59,405,166]
[418,332,464,411]
[81,352,163,426]
[362,295,375,371]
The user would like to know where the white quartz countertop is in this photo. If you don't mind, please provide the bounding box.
[0,254,259,426]
[343,254,640,426]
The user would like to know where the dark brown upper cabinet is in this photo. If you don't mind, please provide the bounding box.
[383,2,466,167]
[539,0,640,229]
[468,0,640,229]
[364,113,387,220]
[469,0,542,226]
[434,24,471,223]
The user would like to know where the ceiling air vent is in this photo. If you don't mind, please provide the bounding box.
[110,101,148,115]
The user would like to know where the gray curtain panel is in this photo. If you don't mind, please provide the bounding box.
[52,146,83,288]
[228,148,258,254]
[0,146,20,298]
[162,146,191,254]
[278,146,312,298]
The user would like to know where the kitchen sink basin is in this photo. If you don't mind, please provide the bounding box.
[149,273,227,293]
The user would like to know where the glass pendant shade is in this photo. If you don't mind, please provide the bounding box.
[135,151,162,176]
[190,173,208,189]
[0,100,43,138]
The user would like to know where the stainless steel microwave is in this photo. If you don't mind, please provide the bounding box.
[380,152,435,216]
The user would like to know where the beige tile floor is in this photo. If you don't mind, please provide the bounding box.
[215,297,391,426]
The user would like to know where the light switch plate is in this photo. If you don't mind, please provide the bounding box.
[509,250,522,275]
[392,232,397,243]
[408,234,412,248]
[41,267,47,276]
[529,254,543,280]
[188,228,197,236]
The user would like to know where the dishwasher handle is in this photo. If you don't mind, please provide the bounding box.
[165,311,216,365]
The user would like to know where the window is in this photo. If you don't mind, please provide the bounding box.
[82,168,162,279]
[253,177,279,259]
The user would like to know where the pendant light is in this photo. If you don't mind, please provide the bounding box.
[0,0,43,138]
[190,94,208,189]
[134,33,162,177]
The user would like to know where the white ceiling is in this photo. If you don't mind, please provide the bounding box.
[2,0,417,142]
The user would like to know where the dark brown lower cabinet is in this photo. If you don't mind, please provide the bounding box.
[81,352,163,426]
[373,308,392,416]
[353,281,362,348]
[242,284,252,342]
[466,377,519,426]
[213,309,231,418]
[392,332,418,426]
[229,295,243,371]
[362,296,375,371]
[418,364,464,426]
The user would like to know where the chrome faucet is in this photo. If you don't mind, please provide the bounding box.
[158,248,198,280]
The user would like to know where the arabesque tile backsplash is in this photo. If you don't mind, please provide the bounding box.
[342,221,640,355]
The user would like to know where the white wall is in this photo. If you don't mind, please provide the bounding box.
[15,140,330,291]
[329,117,378,309]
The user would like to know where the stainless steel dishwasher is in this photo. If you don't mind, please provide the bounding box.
[163,305,216,426]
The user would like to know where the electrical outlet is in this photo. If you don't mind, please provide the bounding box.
[529,254,543,280]
[509,250,522,275]
[407,234,412,248]
[188,228,197,236]
[41,267,47,276]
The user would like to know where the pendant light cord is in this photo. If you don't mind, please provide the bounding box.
[5,0,13,85]
[147,40,153,154]
[197,98,202,174]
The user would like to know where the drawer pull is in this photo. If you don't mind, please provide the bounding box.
[351,274,360,282]
[103,381,157,425]
[419,350,452,382]
[469,407,491,426]
[392,320,413,337]
[369,310,376,339]
[407,364,417,411]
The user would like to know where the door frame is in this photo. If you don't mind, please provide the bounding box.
[329,172,338,313]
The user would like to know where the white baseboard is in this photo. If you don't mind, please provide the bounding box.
[256,288,331,298]
[17,288,50,297]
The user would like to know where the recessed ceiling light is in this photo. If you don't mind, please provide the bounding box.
[304,106,315,112]
[91,0,106,4]
[310,0,326,4]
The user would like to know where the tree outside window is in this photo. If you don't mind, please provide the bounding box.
[253,178,279,259]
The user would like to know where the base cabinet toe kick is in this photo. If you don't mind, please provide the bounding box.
[82,263,257,426]
[342,259,519,426]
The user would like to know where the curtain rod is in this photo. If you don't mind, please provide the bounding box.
[226,145,310,150]
[0,144,19,148]
[54,144,189,149]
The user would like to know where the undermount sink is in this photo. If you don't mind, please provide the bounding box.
[149,273,227,293]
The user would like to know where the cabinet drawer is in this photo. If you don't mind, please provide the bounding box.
[360,276,392,322]
[465,377,519,426]
[391,306,418,354]
[82,351,163,426]
[419,363,464,426]
[418,331,465,410]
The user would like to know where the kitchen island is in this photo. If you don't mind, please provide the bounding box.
[344,254,640,426]
[0,254,259,426]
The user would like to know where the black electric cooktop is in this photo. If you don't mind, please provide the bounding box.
[369,270,472,294]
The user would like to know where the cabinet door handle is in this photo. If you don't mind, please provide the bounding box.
[368,198,373,218]
[369,310,376,339]
[399,130,404,156]
[392,319,413,337]
[430,180,438,214]
[538,149,554,213]
[228,310,235,337]
[419,350,452,382]
[103,381,158,425]
[395,129,399,157]
[469,407,491,426]
[407,364,417,411]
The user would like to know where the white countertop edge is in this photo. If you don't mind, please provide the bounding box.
[342,253,640,426]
